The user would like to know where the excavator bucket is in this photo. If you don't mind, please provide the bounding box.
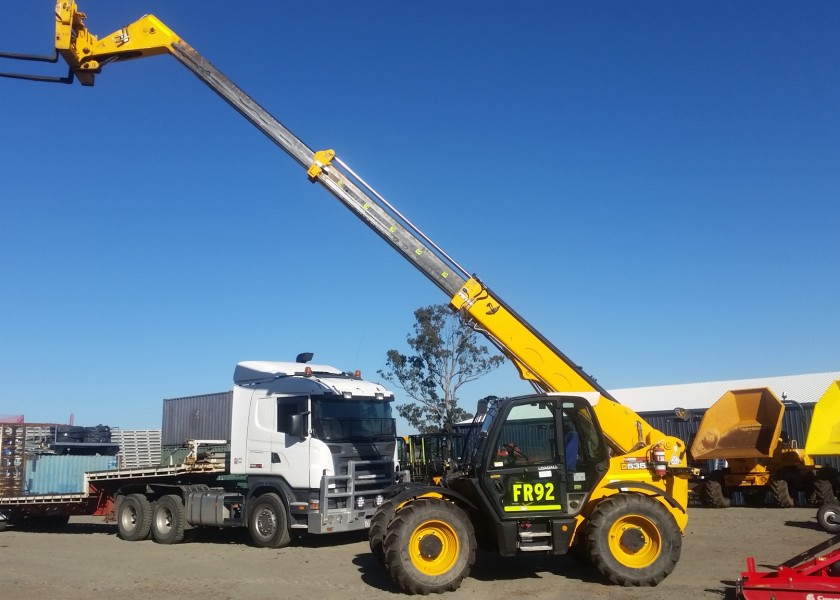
[691,388,784,460]
[804,381,840,457]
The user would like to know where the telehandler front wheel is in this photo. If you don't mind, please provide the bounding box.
[383,498,476,595]
[586,493,682,586]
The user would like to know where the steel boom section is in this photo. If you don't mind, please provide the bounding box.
[170,40,467,300]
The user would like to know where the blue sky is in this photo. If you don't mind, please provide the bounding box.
[1,1,838,434]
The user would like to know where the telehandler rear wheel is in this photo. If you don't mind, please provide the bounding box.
[586,493,681,586]
[382,498,476,594]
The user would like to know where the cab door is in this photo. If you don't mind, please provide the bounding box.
[480,397,605,519]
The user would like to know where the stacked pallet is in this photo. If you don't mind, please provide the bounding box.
[112,429,162,469]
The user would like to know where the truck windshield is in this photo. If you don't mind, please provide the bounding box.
[311,397,396,442]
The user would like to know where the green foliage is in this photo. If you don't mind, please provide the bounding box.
[379,305,505,434]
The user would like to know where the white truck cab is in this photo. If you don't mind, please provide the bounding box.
[229,359,398,539]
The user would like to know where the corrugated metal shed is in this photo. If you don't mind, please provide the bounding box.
[609,371,840,413]
[161,392,232,447]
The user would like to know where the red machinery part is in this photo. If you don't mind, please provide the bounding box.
[737,534,840,600]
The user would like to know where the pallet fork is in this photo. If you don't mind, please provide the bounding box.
[737,534,840,599]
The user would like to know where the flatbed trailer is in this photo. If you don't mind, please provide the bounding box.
[1,359,399,548]
[0,441,226,528]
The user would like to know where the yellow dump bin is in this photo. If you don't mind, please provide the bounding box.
[804,380,840,457]
[690,388,784,460]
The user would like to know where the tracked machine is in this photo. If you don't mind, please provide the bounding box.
[2,3,697,593]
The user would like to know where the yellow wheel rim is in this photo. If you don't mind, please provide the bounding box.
[409,519,460,576]
[607,514,661,568]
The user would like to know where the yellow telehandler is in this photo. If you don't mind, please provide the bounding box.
[1,4,697,593]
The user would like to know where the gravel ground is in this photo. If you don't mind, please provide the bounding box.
[0,506,831,600]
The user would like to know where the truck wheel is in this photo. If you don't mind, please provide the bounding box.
[817,502,840,533]
[151,494,185,544]
[770,479,795,508]
[369,499,397,566]
[382,498,476,594]
[700,479,731,508]
[117,493,152,541]
[586,494,682,586]
[248,493,291,549]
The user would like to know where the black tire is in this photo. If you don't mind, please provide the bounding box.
[770,479,795,508]
[0,521,8,533]
[151,494,185,545]
[369,499,397,566]
[117,493,152,542]
[700,479,731,508]
[383,498,476,595]
[811,479,838,506]
[817,502,840,533]
[586,494,682,587]
[247,493,291,549]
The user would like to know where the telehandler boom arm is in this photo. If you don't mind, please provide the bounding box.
[2,2,671,456]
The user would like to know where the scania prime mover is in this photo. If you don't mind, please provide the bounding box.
[0,358,398,548]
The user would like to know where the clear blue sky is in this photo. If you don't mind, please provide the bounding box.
[2,1,838,434]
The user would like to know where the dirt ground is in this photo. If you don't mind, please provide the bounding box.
[0,506,831,600]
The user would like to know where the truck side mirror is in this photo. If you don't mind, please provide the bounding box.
[288,413,307,438]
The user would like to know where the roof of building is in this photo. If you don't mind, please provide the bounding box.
[608,371,840,413]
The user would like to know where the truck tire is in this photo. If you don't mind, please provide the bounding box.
[382,498,476,595]
[770,479,795,508]
[700,479,731,508]
[151,494,185,544]
[369,499,397,566]
[817,502,840,533]
[117,493,152,541]
[247,493,291,549]
[586,493,682,587]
